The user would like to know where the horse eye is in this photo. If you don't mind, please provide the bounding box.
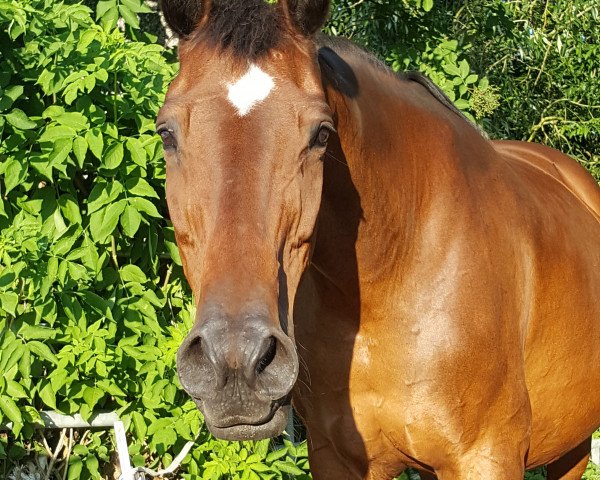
[158,128,177,151]
[312,123,334,149]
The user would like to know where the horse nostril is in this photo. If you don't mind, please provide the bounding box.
[177,330,228,395]
[188,335,201,355]
[256,336,277,375]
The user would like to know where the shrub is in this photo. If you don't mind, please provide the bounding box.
[0,1,309,478]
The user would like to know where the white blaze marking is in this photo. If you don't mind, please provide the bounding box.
[226,64,274,116]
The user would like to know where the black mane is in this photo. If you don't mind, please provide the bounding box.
[195,0,281,58]
[318,35,478,130]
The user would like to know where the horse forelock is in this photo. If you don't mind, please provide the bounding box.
[187,0,283,59]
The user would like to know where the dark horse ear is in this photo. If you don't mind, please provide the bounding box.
[160,0,212,37]
[280,0,330,36]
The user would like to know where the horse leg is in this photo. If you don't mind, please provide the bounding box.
[546,436,592,480]
[306,439,368,479]
[306,433,407,479]
[432,443,527,480]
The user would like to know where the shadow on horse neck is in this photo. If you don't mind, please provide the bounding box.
[293,127,369,474]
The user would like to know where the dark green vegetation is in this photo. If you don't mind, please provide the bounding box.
[0,0,598,478]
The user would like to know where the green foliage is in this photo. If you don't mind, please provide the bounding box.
[432,0,600,176]
[0,0,309,478]
[186,439,311,480]
[95,0,151,31]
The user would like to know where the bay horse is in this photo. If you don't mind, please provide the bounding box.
[157,0,600,478]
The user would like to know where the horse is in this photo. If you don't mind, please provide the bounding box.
[156,0,600,478]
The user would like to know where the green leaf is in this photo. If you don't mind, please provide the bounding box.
[273,461,304,476]
[78,29,97,51]
[59,195,83,225]
[95,69,109,83]
[122,0,151,13]
[68,456,83,480]
[442,63,461,77]
[120,264,147,283]
[73,445,88,456]
[164,227,182,265]
[119,4,139,28]
[64,82,80,105]
[6,380,28,399]
[0,292,19,316]
[129,197,161,218]
[265,448,288,463]
[18,348,30,380]
[40,125,77,142]
[459,59,470,78]
[454,98,470,111]
[422,0,434,12]
[96,0,115,19]
[102,141,124,169]
[82,386,104,409]
[49,369,69,392]
[0,395,22,425]
[39,382,57,409]
[0,340,24,373]
[84,75,96,93]
[131,411,147,440]
[126,137,147,166]
[465,74,478,85]
[254,439,270,458]
[248,462,269,472]
[0,85,23,112]
[48,256,59,279]
[3,159,26,194]
[52,226,81,256]
[100,5,118,29]
[125,177,159,198]
[48,138,73,167]
[85,455,100,479]
[152,426,177,448]
[29,341,58,365]
[56,112,89,130]
[38,69,57,95]
[89,200,126,242]
[5,108,36,129]
[96,379,126,396]
[85,128,104,159]
[18,324,56,340]
[79,290,114,320]
[73,136,88,168]
[87,180,123,214]
[120,204,142,237]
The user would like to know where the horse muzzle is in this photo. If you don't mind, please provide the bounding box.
[177,309,299,440]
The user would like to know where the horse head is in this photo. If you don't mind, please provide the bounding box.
[157,0,333,440]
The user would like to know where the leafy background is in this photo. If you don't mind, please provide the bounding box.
[0,0,598,479]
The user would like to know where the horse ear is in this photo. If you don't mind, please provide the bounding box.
[160,0,212,37]
[280,0,330,37]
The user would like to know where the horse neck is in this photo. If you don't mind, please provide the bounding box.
[311,51,484,292]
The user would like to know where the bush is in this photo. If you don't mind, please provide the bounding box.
[0,1,309,478]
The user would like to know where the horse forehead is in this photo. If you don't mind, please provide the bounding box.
[226,64,275,116]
